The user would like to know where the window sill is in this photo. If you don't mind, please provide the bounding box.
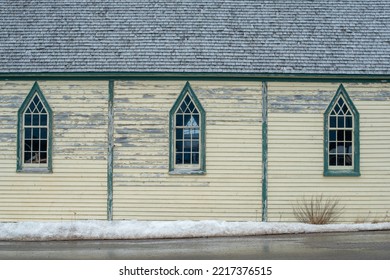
[169,169,206,175]
[17,167,52,174]
[323,170,360,177]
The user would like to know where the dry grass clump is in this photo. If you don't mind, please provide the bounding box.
[292,194,344,224]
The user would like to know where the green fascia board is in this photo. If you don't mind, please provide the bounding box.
[17,81,53,172]
[169,82,206,172]
[0,72,389,82]
[323,84,360,177]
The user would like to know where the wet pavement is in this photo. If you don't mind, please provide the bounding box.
[0,230,389,260]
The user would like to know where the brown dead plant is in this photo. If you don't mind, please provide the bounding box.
[292,194,344,224]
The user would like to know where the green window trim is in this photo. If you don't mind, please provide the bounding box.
[169,82,206,174]
[324,84,360,176]
[17,82,53,173]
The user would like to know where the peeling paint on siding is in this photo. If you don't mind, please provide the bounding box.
[113,80,263,221]
[0,81,108,221]
[267,82,390,223]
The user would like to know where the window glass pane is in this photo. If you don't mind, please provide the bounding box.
[41,128,47,139]
[330,116,336,128]
[180,102,186,112]
[345,154,352,166]
[346,116,353,128]
[24,141,32,152]
[40,152,47,163]
[193,140,199,152]
[24,114,31,126]
[188,116,198,127]
[184,95,191,105]
[329,130,336,141]
[32,140,40,152]
[184,115,191,126]
[189,101,195,112]
[192,153,199,164]
[337,130,344,141]
[24,152,32,163]
[176,153,183,164]
[337,98,343,107]
[334,104,340,113]
[33,128,40,139]
[37,102,43,112]
[40,114,47,126]
[191,128,199,139]
[345,142,352,153]
[193,115,199,126]
[33,114,39,126]
[33,95,40,105]
[337,143,345,153]
[337,155,344,166]
[329,155,336,166]
[329,142,336,153]
[40,140,47,152]
[345,130,352,141]
[176,128,183,139]
[176,141,183,152]
[338,116,344,128]
[183,153,191,164]
[176,115,183,126]
[183,128,191,139]
[184,141,191,152]
[28,102,35,112]
[25,128,32,139]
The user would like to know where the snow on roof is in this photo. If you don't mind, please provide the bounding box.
[0,0,389,75]
[1,220,389,241]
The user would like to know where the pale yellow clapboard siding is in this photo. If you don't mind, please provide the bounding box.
[267,81,390,223]
[113,80,263,221]
[0,81,108,221]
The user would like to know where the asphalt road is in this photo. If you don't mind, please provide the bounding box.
[0,230,389,260]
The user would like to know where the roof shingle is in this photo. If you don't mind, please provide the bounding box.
[0,0,389,75]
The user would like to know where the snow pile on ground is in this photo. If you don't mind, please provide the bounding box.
[0,220,389,241]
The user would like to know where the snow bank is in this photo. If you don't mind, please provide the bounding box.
[0,220,389,241]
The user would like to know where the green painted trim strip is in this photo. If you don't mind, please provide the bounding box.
[261,81,268,222]
[0,72,389,82]
[107,80,114,220]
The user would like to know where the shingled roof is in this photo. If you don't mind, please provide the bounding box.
[0,0,389,75]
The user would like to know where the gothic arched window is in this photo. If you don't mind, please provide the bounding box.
[17,82,53,172]
[169,82,205,174]
[324,85,359,176]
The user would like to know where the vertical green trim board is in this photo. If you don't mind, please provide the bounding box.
[107,80,114,220]
[261,81,268,222]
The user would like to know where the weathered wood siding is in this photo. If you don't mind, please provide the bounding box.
[0,81,107,221]
[113,80,263,221]
[268,82,390,223]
